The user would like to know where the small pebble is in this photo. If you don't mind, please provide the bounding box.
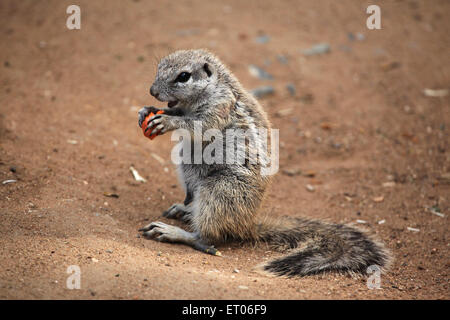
[277,55,288,64]
[356,33,365,41]
[255,35,270,44]
[437,173,450,183]
[282,168,302,177]
[276,108,293,117]
[423,88,448,97]
[373,196,384,203]
[286,83,296,96]
[380,61,400,72]
[251,86,274,98]
[382,182,396,188]
[302,43,330,56]
[248,65,273,80]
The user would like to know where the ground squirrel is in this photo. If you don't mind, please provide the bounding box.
[138,49,391,276]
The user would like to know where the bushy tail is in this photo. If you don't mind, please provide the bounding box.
[257,217,391,277]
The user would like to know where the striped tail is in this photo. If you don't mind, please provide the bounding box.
[257,217,391,277]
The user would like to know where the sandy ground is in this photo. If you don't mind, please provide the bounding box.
[0,0,449,299]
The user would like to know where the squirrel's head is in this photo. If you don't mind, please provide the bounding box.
[150,49,231,108]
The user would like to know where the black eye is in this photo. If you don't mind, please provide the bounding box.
[174,72,191,83]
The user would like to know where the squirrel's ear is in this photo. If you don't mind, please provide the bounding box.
[203,63,212,77]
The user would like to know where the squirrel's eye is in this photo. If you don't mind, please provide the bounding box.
[175,72,191,83]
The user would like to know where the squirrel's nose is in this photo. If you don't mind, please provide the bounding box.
[150,85,159,99]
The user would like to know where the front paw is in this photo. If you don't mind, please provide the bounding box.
[144,114,176,136]
[138,106,160,128]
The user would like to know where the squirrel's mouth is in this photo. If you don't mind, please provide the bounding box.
[167,100,178,108]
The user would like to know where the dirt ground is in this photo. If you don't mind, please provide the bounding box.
[0,0,449,300]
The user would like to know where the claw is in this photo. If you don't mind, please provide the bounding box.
[142,227,163,239]
[138,221,162,232]
[145,117,161,134]
[192,242,222,256]
[150,114,162,121]
[162,204,177,218]
[138,107,150,128]
[156,234,168,242]
[138,106,160,128]
[149,124,164,136]
[138,224,150,232]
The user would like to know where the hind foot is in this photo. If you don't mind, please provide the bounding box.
[138,221,221,256]
[139,221,194,243]
[162,203,191,222]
